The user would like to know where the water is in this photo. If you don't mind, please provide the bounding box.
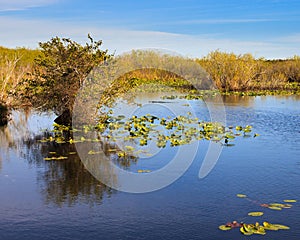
[0,96,299,240]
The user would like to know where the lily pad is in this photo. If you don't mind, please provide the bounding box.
[269,203,285,208]
[283,199,297,203]
[218,225,231,231]
[240,225,253,235]
[88,150,102,155]
[268,206,282,210]
[137,170,151,173]
[263,222,290,231]
[248,212,264,217]
[272,224,290,230]
[237,194,247,198]
[44,156,68,161]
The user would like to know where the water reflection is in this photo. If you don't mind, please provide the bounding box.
[0,109,114,206]
[222,95,254,107]
[0,110,32,171]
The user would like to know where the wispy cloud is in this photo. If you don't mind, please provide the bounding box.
[170,18,278,25]
[0,16,298,59]
[0,0,58,11]
[278,33,300,43]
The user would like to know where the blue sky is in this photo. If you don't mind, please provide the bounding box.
[0,0,299,59]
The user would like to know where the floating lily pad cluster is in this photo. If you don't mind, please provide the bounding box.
[237,194,297,211]
[44,156,68,161]
[43,151,76,161]
[161,90,219,100]
[95,113,257,148]
[262,202,293,211]
[219,221,290,236]
[39,123,101,145]
[40,115,257,163]
[219,194,297,236]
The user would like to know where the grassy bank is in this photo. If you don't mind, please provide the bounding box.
[1,43,300,113]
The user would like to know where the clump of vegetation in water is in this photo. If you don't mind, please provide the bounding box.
[219,221,290,236]
[40,116,254,147]
[93,113,256,148]
[39,113,258,168]
[218,194,297,236]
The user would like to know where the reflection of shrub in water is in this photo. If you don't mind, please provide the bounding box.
[24,132,114,207]
[0,103,9,126]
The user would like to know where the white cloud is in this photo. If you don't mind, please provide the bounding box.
[0,16,299,59]
[0,0,58,11]
[168,18,277,25]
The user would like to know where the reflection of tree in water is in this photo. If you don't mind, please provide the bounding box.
[23,135,114,207]
[0,109,32,172]
[0,109,115,207]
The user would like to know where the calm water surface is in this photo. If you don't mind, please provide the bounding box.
[0,95,299,240]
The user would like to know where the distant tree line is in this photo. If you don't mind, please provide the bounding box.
[197,51,300,91]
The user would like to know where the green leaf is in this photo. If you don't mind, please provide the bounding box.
[137,170,151,173]
[268,206,282,210]
[218,225,231,231]
[235,126,243,131]
[237,194,247,198]
[272,224,290,230]
[248,212,264,217]
[240,225,253,235]
[253,133,260,137]
[283,199,297,203]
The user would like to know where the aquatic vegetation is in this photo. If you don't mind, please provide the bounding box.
[236,194,247,198]
[220,194,297,236]
[237,194,296,211]
[161,90,219,101]
[248,212,264,217]
[219,220,290,236]
[137,170,151,173]
[41,111,258,166]
[88,150,102,155]
[239,222,290,235]
[92,113,256,149]
[284,199,297,203]
[218,225,232,231]
[44,156,68,161]
[263,222,290,230]
[264,203,293,210]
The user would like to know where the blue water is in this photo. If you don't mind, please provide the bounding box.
[0,95,299,240]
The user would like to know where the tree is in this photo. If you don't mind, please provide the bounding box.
[18,35,111,124]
